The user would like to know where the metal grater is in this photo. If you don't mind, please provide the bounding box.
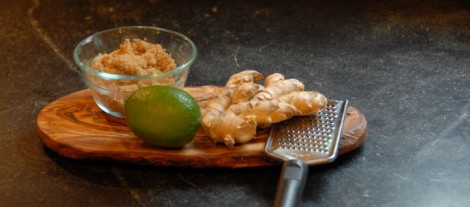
[265,100,348,207]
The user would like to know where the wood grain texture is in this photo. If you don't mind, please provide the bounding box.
[37,87,368,168]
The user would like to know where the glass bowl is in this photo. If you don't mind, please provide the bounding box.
[73,26,197,118]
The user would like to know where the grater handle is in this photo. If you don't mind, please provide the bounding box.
[273,159,308,207]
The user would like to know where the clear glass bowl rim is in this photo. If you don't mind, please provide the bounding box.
[73,26,197,81]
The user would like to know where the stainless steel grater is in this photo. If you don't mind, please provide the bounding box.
[265,100,349,207]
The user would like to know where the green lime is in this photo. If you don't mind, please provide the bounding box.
[124,85,201,148]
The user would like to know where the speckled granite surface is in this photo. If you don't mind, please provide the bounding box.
[1,0,469,206]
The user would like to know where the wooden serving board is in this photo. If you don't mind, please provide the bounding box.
[37,86,368,168]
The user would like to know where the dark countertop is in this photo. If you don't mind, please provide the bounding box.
[1,0,469,206]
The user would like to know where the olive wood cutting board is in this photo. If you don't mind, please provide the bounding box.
[37,86,368,168]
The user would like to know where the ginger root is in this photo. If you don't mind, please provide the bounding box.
[201,70,328,147]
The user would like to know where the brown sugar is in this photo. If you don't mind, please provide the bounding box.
[88,39,177,117]
[91,39,176,75]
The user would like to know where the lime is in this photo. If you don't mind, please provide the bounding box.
[124,85,201,148]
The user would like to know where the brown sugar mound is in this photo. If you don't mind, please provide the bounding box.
[88,39,178,116]
[91,39,176,76]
